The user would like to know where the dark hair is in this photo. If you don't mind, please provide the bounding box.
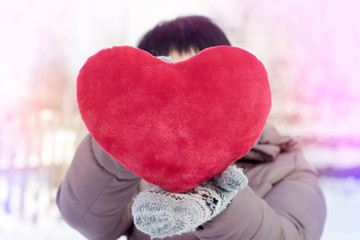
[137,15,231,56]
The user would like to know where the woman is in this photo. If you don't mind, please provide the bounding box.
[56,16,326,240]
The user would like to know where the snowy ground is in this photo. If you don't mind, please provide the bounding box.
[319,177,360,240]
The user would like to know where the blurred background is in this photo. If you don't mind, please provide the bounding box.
[1,0,360,239]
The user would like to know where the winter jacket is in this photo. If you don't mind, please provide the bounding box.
[56,123,326,240]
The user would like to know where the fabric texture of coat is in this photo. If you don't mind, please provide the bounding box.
[56,123,326,240]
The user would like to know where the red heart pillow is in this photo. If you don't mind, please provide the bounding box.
[77,46,271,192]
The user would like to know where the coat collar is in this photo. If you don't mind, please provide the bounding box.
[237,123,301,167]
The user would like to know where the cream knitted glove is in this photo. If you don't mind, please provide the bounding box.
[131,165,248,238]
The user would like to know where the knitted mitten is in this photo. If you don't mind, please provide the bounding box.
[131,165,248,238]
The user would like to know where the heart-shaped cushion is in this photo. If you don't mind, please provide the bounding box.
[77,46,271,192]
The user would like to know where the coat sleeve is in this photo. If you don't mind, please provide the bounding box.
[194,154,326,240]
[56,134,141,240]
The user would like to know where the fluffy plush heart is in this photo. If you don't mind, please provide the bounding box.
[77,46,271,192]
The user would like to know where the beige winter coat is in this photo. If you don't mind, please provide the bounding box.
[56,123,326,240]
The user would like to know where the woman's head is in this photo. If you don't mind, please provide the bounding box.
[137,15,231,59]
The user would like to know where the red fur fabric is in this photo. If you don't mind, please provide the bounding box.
[77,46,271,192]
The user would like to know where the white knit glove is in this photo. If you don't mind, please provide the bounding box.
[131,165,248,238]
